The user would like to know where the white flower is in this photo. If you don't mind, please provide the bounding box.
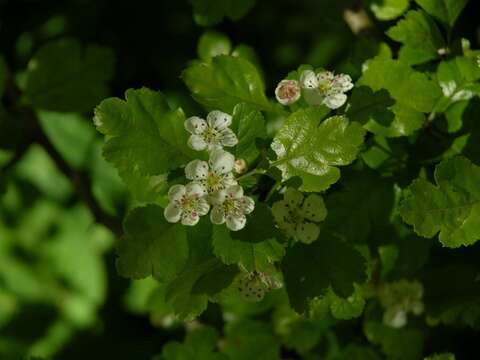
[184,110,238,152]
[300,69,353,109]
[236,271,282,302]
[185,149,237,198]
[272,188,326,244]
[210,185,255,231]
[275,79,301,105]
[440,80,474,103]
[164,183,210,226]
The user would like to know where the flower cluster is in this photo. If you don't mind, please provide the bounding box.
[164,110,255,231]
[378,279,424,328]
[272,188,327,244]
[274,69,353,109]
[235,270,282,302]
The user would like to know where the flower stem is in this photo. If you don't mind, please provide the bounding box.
[236,168,266,181]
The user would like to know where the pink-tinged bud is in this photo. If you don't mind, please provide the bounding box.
[275,79,301,105]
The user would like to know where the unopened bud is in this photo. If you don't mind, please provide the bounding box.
[275,79,301,105]
[234,159,248,174]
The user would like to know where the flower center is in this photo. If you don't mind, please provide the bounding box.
[203,127,220,143]
[206,172,222,192]
[223,198,240,216]
[318,80,331,94]
[180,195,197,212]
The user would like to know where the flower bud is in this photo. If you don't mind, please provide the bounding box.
[275,79,301,105]
[234,158,248,174]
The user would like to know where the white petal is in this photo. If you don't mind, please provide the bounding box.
[316,71,334,83]
[300,70,319,89]
[323,93,347,109]
[209,190,227,205]
[168,184,186,201]
[209,149,235,174]
[210,205,226,224]
[207,110,232,130]
[222,172,238,187]
[196,198,210,216]
[303,88,325,106]
[302,194,327,222]
[284,188,303,207]
[238,196,255,214]
[219,129,238,147]
[185,182,207,197]
[384,308,407,328]
[272,200,290,225]
[181,212,200,226]
[184,116,207,135]
[164,203,182,223]
[226,214,247,231]
[185,160,209,180]
[188,134,208,151]
[333,74,353,92]
[295,222,320,244]
[225,185,243,199]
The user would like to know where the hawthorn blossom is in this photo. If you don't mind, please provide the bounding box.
[210,185,255,231]
[184,149,237,198]
[184,110,238,152]
[164,183,210,226]
[272,188,326,244]
[300,69,353,109]
[275,79,301,105]
[236,271,282,302]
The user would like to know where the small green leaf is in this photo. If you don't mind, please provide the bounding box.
[117,205,188,281]
[198,31,232,61]
[94,88,195,196]
[387,10,445,65]
[231,103,266,165]
[281,234,367,313]
[358,57,442,136]
[191,264,237,296]
[191,0,256,26]
[161,326,227,360]
[212,224,285,272]
[369,0,410,21]
[400,156,480,247]
[182,55,272,113]
[415,0,469,28]
[425,354,456,360]
[24,39,115,112]
[347,86,395,127]
[222,319,280,360]
[272,109,365,192]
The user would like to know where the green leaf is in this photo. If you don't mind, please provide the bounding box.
[212,223,285,272]
[231,103,266,165]
[182,55,272,114]
[160,326,227,360]
[222,319,280,360]
[414,0,469,28]
[191,0,256,26]
[437,56,480,90]
[94,87,195,187]
[281,234,367,313]
[400,156,480,247]
[364,322,424,360]
[347,86,395,127]
[24,39,115,112]
[198,31,231,61]
[322,171,394,243]
[358,57,442,136]
[191,263,237,296]
[369,0,410,21]
[272,109,365,192]
[117,205,189,281]
[387,10,445,65]
[165,220,232,320]
[320,285,366,320]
